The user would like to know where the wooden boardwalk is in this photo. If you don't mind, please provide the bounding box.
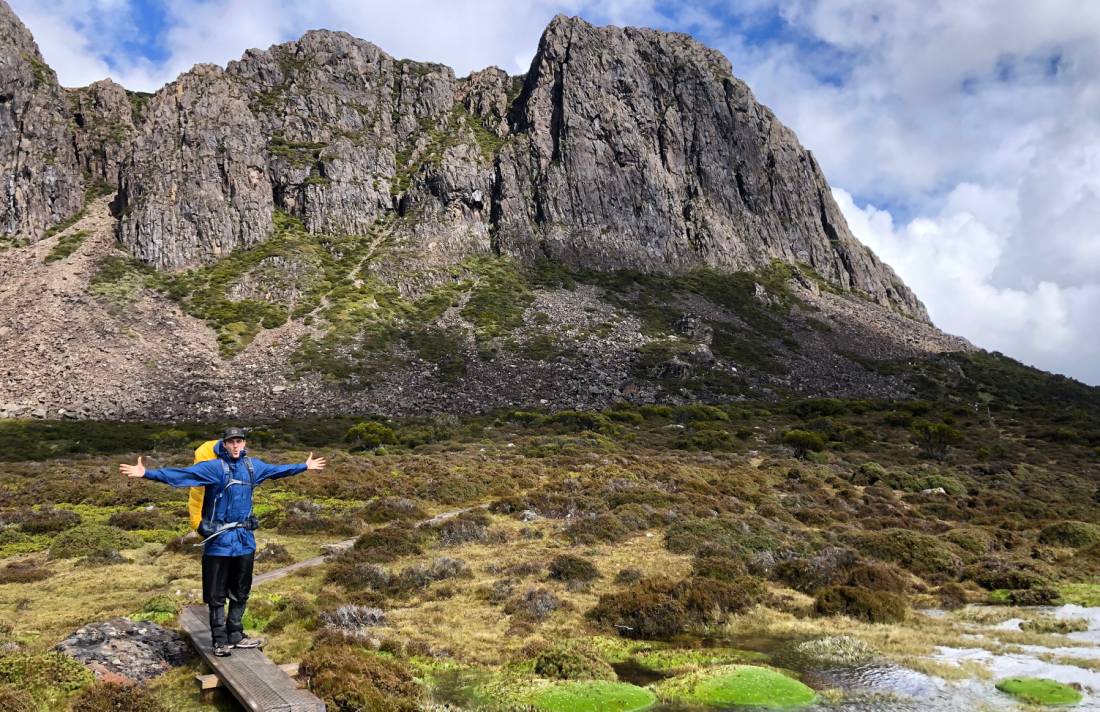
[180,606,325,712]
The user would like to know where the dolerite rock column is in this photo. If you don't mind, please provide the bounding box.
[68,78,136,190]
[0,0,84,241]
[116,64,272,270]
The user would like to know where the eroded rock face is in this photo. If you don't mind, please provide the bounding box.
[0,0,83,241]
[495,16,924,319]
[115,64,273,270]
[0,1,927,320]
[67,79,135,191]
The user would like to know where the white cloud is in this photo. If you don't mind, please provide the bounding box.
[836,187,1100,385]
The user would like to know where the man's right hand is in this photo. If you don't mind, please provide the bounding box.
[120,456,146,479]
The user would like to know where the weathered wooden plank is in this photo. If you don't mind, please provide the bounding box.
[180,606,325,712]
[196,663,300,690]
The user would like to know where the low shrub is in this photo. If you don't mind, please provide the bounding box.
[0,651,93,699]
[615,568,644,584]
[254,542,293,564]
[133,594,179,624]
[1039,521,1100,548]
[935,582,970,610]
[504,587,562,621]
[301,643,420,712]
[911,421,963,460]
[814,586,907,623]
[665,517,778,557]
[326,556,393,591]
[389,557,470,595]
[0,560,52,584]
[360,497,426,524]
[533,641,616,681]
[844,561,908,593]
[48,524,142,560]
[434,510,492,546]
[675,405,730,423]
[351,524,427,563]
[586,575,765,639]
[586,577,688,639]
[107,507,175,531]
[543,410,615,433]
[782,429,825,458]
[0,684,33,712]
[962,560,1048,591]
[691,555,747,582]
[69,682,167,712]
[772,547,858,593]
[319,605,385,638]
[275,500,359,536]
[564,513,630,545]
[678,576,767,623]
[265,594,318,633]
[17,506,80,534]
[852,529,962,575]
[346,422,398,451]
[1007,587,1061,606]
[549,554,600,588]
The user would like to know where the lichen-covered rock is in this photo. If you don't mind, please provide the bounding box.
[54,617,192,683]
[0,0,84,241]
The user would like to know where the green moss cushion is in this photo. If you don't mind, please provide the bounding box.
[996,677,1083,706]
[527,680,656,711]
[656,664,816,708]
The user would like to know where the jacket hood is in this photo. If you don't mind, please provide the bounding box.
[214,439,247,461]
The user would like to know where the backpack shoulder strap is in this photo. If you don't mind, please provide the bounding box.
[244,457,255,484]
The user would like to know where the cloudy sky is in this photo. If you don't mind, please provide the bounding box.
[12,0,1100,385]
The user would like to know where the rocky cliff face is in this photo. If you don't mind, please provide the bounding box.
[495,19,913,311]
[0,1,84,241]
[0,1,963,421]
[0,2,924,319]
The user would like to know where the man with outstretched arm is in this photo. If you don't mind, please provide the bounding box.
[120,427,326,657]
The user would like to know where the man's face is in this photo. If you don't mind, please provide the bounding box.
[224,437,246,458]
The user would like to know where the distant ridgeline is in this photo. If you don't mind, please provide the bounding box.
[1,0,1089,421]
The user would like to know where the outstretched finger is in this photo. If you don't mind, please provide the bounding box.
[137,455,143,467]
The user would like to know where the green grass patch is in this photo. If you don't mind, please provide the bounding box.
[633,648,768,673]
[995,677,1082,706]
[526,680,656,712]
[655,665,817,708]
[44,231,88,263]
[1059,583,1100,607]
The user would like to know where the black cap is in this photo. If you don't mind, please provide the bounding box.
[222,427,248,441]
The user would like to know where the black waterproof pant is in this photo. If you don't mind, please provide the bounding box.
[202,553,254,646]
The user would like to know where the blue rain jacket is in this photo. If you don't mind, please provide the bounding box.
[143,440,307,557]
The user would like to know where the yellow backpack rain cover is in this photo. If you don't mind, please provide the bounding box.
[188,440,219,529]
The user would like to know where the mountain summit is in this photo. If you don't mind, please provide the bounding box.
[0,2,969,420]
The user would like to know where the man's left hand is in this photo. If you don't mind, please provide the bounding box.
[305,452,327,471]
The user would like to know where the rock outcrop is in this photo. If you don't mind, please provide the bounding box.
[55,618,192,683]
[495,17,924,319]
[115,64,273,269]
[0,0,926,319]
[0,1,970,421]
[67,79,136,190]
[0,0,83,241]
